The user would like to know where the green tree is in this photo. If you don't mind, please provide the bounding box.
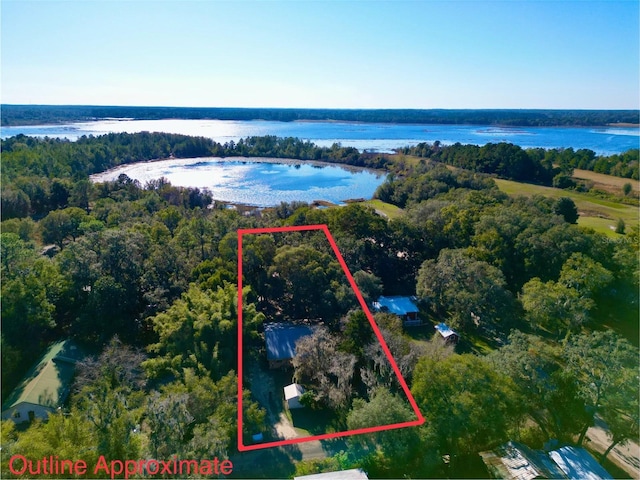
[563,330,638,446]
[553,197,579,224]
[520,277,592,337]
[146,283,264,380]
[73,338,145,460]
[353,270,383,305]
[346,388,420,469]
[622,182,632,196]
[3,412,99,479]
[40,207,88,248]
[268,244,348,322]
[0,187,30,220]
[488,331,590,441]
[598,376,639,463]
[558,252,613,299]
[340,310,374,359]
[69,178,94,212]
[416,249,517,334]
[411,354,521,464]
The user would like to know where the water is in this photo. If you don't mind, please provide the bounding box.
[6,118,638,206]
[90,157,385,207]
[2,119,638,155]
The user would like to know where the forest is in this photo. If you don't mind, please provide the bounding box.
[2,104,639,127]
[1,132,638,478]
[2,132,637,224]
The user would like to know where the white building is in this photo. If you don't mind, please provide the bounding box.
[284,383,305,409]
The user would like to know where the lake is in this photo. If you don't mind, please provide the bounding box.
[90,157,386,207]
[2,119,638,155]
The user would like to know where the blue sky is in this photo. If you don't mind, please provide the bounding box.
[1,0,638,109]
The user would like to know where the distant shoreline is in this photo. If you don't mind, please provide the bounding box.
[3,105,639,128]
[606,123,640,128]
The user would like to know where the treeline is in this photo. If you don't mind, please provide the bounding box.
[2,104,638,126]
[401,141,640,181]
[1,133,388,220]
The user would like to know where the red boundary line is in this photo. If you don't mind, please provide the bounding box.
[237,224,425,452]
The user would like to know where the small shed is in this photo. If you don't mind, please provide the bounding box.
[435,323,459,344]
[373,296,420,326]
[265,323,315,369]
[284,383,305,409]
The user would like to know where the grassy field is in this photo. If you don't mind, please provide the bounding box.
[494,178,639,237]
[360,199,405,219]
[573,168,639,194]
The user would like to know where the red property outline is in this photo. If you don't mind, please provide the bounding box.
[237,224,425,452]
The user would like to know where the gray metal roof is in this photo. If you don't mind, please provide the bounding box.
[294,468,369,480]
[264,323,315,361]
[549,446,613,480]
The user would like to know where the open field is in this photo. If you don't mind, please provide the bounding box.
[494,179,639,237]
[361,199,405,219]
[572,168,639,195]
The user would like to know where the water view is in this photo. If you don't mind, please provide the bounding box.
[2,119,638,155]
[90,157,385,207]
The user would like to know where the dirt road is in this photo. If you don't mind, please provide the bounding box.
[584,418,639,478]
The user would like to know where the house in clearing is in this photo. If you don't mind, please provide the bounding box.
[372,296,420,326]
[264,322,315,369]
[2,340,85,423]
[435,322,459,344]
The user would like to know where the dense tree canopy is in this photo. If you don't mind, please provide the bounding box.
[1,130,638,478]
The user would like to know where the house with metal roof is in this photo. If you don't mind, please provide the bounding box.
[2,340,85,423]
[549,446,613,480]
[264,322,315,369]
[435,322,459,344]
[480,441,566,480]
[480,441,613,480]
[373,296,420,326]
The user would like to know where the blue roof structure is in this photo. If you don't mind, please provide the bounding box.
[435,322,458,339]
[264,323,315,361]
[373,296,418,316]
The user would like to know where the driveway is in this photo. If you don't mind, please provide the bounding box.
[584,418,639,478]
[247,365,327,461]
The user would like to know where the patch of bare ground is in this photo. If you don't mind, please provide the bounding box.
[573,169,640,195]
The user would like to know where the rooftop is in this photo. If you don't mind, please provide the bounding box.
[435,322,458,339]
[480,441,566,480]
[373,296,418,316]
[284,383,304,401]
[2,340,85,411]
[549,446,613,480]
[294,468,369,480]
[264,323,315,361]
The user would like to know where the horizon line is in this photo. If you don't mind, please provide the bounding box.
[2,104,639,112]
